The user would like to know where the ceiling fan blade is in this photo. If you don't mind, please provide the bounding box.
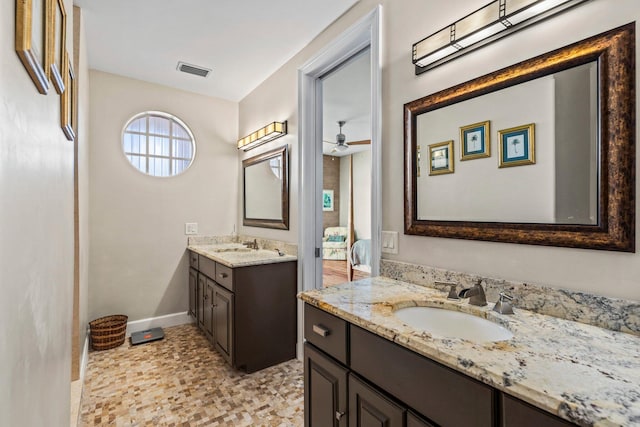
[346,139,371,145]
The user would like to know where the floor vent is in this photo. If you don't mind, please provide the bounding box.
[176,61,212,78]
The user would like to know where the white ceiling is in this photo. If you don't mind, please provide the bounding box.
[74,0,359,101]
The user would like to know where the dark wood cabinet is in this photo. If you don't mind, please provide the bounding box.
[350,325,495,427]
[348,374,405,427]
[303,303,578,427]
[188,267,197,319]
[213,282,233,364]
[304,343,348,427]
[188,250,296,372]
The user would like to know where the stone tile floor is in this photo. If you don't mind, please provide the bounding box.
[79,324,304,426]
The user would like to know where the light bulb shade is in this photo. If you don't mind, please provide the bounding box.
[335,144,349,152]
[412,0,588,74]
[237,121,287,151]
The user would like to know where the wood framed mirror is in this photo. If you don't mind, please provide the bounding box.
[404,24,635,252]
[243,145,289,230]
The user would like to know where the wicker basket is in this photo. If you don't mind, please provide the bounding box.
[89,315,128,351]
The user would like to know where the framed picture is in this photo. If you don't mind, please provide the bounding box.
[47,0,67,94]
[60,51,75,141]
[428,140,454,176]
[460,120,490,160]
[322,189,334,211]
[16,0,49,94]
[498,123,535,168]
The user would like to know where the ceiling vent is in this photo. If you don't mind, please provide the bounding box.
[176,61,212,78]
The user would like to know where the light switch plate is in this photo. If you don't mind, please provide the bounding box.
[381,231,398,254]
[185,222,198,235]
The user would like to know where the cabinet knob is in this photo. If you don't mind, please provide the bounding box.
[219,272,228,279]
[204,294,208,300]
[335,411,345,420]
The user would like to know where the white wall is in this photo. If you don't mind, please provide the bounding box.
[0,0,75,425]
[88,71,238,322]
[78,7,91,367]
[339,151,372,239]
[417,76,556,222]
[239,0,640,301]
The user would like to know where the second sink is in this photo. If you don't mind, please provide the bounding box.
[394,306,513,343]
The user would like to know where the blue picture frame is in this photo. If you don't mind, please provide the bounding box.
[460,120,490,160]
[498,123,536,168]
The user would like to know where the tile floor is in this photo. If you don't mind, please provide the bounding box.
[79,324,304,426]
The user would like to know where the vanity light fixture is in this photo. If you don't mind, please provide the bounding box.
[237,121,287,151]
[412,0,589,75]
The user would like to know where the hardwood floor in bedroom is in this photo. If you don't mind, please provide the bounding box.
[322,259,369,288]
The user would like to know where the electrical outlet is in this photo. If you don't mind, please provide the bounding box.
[185,222,198,235]
[381,231,398,254]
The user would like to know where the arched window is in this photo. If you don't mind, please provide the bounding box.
[122,111,195,177]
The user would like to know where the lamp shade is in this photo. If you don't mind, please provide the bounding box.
[237,121,287,151]
[412,0,589,74]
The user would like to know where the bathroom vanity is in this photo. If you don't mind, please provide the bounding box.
[299,277,640,427]
[188,243,297,373]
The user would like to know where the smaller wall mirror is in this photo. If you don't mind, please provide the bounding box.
[243,145,289,230]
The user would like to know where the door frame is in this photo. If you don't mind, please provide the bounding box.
[297,6,382,357]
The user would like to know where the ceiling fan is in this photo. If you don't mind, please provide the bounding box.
[324,120,370,153]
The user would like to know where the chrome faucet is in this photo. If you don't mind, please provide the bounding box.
[492,292,515,315]
[458,280,487,306]
[243,239,259,250]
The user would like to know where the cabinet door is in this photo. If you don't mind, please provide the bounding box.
[213,283,234,364]
[197,274,206,330]
[188,268,197,319]
[348,374,405,427]
[203,279,215,341]
[304,343,348,427]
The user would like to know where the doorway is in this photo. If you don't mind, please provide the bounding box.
[320,48,372,287]
[298,5,382,305]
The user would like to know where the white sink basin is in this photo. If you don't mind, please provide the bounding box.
[394,306,513,343]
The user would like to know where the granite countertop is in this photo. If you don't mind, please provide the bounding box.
[188,243,297,268]
[298,277,640,427]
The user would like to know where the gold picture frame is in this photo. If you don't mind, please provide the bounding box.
[498,123,535,168]
[60,51,75,141]
[428,140,454,176]
[15,0,49,94]
[460,120,490,161]
[47,0,66,94]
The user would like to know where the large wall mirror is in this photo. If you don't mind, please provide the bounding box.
[404,24,635,252]
[243,145,289,230]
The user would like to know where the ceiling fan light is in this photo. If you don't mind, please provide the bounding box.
[335,144,349,152]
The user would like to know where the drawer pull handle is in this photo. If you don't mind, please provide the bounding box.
[219,272,228,279]
[313,324,330,337]
[336,411,345,421]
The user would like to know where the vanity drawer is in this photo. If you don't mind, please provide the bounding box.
[215,263,234,291]
[350,325,495,427]
[501,394,577,427]
[198,255,216,280]
[304,304,348,365]
[188,250,199,270]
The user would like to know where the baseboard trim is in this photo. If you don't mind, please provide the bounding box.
[126,311,193,336]
[80,333,89,381]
